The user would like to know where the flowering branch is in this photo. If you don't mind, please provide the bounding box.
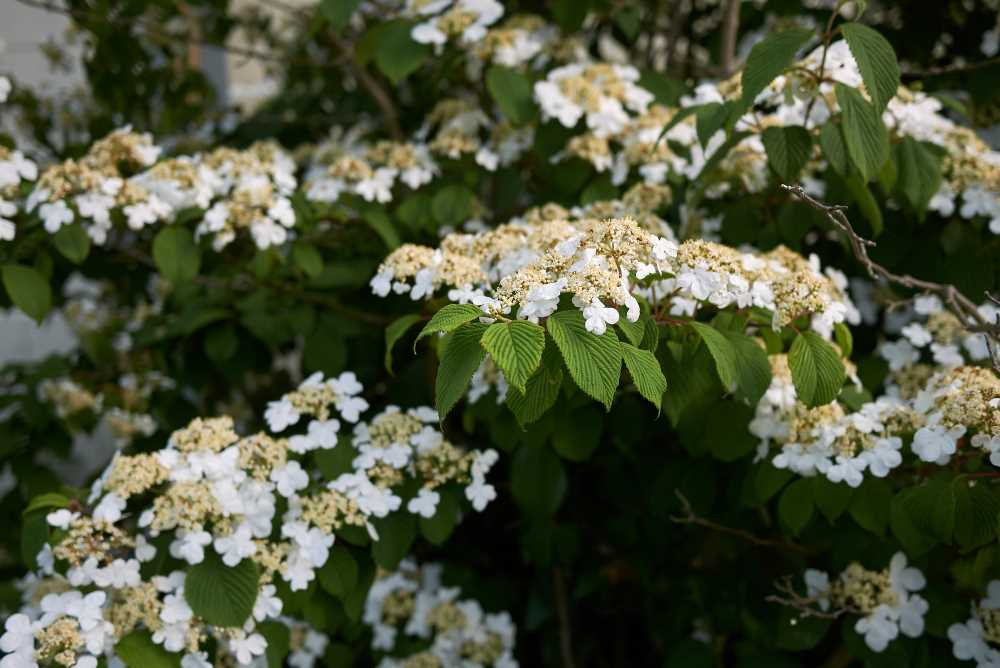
[781,183,1000,375]
[765,575,858,620]
[669,491,816,555]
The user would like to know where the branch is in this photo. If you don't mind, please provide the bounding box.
[781,184,1000,375]
[552,567,576,668]
[901,56,1000,80]
[670,490,816,555]
[765,575,858,620]
[718,0,742,78]
[327,33,404,141]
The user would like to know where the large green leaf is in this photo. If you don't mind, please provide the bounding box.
[740,28,815,108]
[320,0,362,28]
[415,304,482,349]
[486,66,536,125]
[761,125,813,182]
[621,342,667,411]
[152,226,201,283]
[722,330,773,406]
[2,264,51,323]
[895,137,943,216]
[431,184,475,226]
[115,631,181,668]
[317,546,359,599]
[819,119,849,176]
[506,338,563,426]
[53,223,91,264]
[371,512,417,570]
[689,322,738,392]
[778,478,814,536]
[384,314,422,374]
[184,552,259,627]
[258,622,291,668]
[841,22,900,114]
[848,478,891,535]
[481,320,546,392]
[788,331,846,407]
[435,321,488,418]
[546,309,622,410]
[369,20,431,83]
[836,83,889,182]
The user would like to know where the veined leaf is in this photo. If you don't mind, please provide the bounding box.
[481,320,545,392]
[385,313,422,373]
[788,331,846,407]
[740,28,815,109]
[841,22,900,114]
[435,321,488,418]
[184,552,258,627]
[621,342,667,412]
[546,310,622,410]
[836,83,889,182]
[415,304,482,350]
[762,125,813,182]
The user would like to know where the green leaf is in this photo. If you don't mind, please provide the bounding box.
[621,342,667,411]
[370,20,430,83]
[740,28,815,108]
[291,242,323,279]
[184,552,259,627]
[115,630,181,668]
[833,322,853,359]
[848,478,891,535]
[616,312,645,347]
[695,102,731,148]
[819,119,850,175]
[20,509,48,568]
[385,314,421,374]
[722,330,773,406]
[435,321,487,418]
[2,264,51,323]
[778,478,814,536]
[152,226,201,283]
[317,546,359,598]
[415,304,482,350]
[204,325,239,364]
[953,478,1000,549]
[420,488,460,544]
[841,22,900,114]
[689,322,738,392]
[762,125,813,181]
[546,310,623,410]
[258,622,291,668]
[23,492,70,516]
[431,184,475,226]
[486,66,536,125]
[811,476,854,523]
[836,83,889,182]
[372,512,417,570]
[361,207,401,250]
[788,332,846,407]
[895,137,943,216]
[506,338,563,426]
[52,223,90,264]
[756,463,794,502]
[481,320,546,392]
[511,444,567,516]
[776,608,831,651]
[844,174,884,236]
[551,408,602,461]
[320,0,362,29]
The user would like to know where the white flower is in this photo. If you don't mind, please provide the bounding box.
[912,424,965,462]
[39,200,74,233]
[855,604,899,652]
[582,298,619,335]
[253,584,283,622]
[407,488,441,518]
[880,339,920,371]
[46,508,79,529]
[181,652,213,668]
[229,632,267,665]
[803,570,830,611]
[271,460,309,497]
[355,167,398,203]
[93,493,126,524]
[948,619,990,662]
[93,558,141,588]
[160,593,193,625]
[135,535,157,562]
[289,419,340,453]
[901,323,932,347]
[465,477,496,511]
[265,398,300,432]
[0,614,35,657]
[170,530,213,565]
[214,523,257,566]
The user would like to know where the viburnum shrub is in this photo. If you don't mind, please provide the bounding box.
[1,0,1000,666]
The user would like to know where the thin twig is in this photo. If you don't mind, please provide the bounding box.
[670,491,816,555]
[718,0,741,78]
[901,56,1000,80]
[781,184,1000,375]
[327,33,404,141]
[552,567,576,668]
[802,6,840,128]
[765,575,858,620]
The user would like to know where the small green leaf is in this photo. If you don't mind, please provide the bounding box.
[370,20,431,83]
[372,512,417,570]
[841,22,900,114]
[435,321,488,418]
[291,242,323,279]
[431,184,475,226]
[320,0,362,29]
[895,137,943,216]
[833,322,853,359]
[762,125,813,181]
[204,325,239,363]
[836,83,889,182]
[317,546,359,598]
[152,226,201,283]
[546,310,623,410]
[722,330,772,406]
[953,478,1000,549]
[258,622,291,668]
[819,119,850,175]
[689,322,738,392]
[788,332,846,407]
[184,552,259,627]
[415,304,482,350]
[811,476,854,523]
[740,28,815,108]
[621,342,667,411]
[23,492,70,516]
[486,66,536,125]
[481,320,546,392]
[52,223,90,264]
[778,478,814,535]
[361,207,401,250]
[419,488,460,544]
[848,478,891,535]
[506,338,563,426]
[115,630,181,668]
[385,314,422,373]
[2,264,51,323]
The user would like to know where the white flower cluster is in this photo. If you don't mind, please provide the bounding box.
[949,581,1000,667]
[364,559,517,668]
[0,371,498,668]
[803,552,928,653]
[0,146,38,241]
[535,63,654,139]
[407,0,505,52]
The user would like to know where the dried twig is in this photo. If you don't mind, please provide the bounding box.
[552,567,576,668]
[781,184,1000,374]
[718,0,742,78]
[765,574,857,620]
[670,491,816,555]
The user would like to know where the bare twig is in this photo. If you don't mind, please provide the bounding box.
[670,491,816,555]
[781,184,1000,374]
[765,575,857,620]
[718,0,741,78]
[552,567,576,668]
[901,56,1000,80]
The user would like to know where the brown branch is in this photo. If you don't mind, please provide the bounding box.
[764,574,859,620]
[552,567,576,668]
[327,33,404,141]
[781,184,1000,374]
[718,0,741,78]
[670,490,816,555]
[901,56,1000,80]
